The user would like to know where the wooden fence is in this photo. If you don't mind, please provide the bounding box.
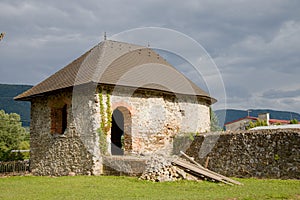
[0,160,30,175]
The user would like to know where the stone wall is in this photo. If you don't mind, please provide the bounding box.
[30,87,101,176]
[105,86,210,156]
[177,129,300,179]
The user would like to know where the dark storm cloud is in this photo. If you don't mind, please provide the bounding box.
[0,0,299,113]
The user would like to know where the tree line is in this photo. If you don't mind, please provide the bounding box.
[0,110,29,161]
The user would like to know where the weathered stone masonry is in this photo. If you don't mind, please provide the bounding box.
[30,89,96,176]
[107,86,211,156]
[29,85,210,176]
[179,129,300,179]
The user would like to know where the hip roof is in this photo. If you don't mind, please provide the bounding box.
[15,40,216,104]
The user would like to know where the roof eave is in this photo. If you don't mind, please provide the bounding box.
[14,81,217,105]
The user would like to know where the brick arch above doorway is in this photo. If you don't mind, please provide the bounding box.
[112,102,135,116]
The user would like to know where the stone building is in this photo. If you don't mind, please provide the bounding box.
[15,40,216,176]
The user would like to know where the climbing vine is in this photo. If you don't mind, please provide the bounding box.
[99,88,112,133]
[98,88,112,155]
[97,128,107,155]
[105,92,112,133]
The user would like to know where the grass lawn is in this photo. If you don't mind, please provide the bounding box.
[0,175,299,200]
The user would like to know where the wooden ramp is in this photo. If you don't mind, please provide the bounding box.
[172,152,242,185]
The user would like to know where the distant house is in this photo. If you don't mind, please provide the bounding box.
[225,113,298,131]
[15,40,216,176]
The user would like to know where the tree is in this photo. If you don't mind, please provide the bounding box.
[210,107,222,131]
[0,110,29,161]
[246,119,268,130]
[290,119,299,124]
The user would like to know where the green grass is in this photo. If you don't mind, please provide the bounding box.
[0,176,299,200]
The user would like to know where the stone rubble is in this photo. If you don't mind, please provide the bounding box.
[139,154,198,182]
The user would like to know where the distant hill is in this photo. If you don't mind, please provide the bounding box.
[0,84,32,126]
[215,109,300,127]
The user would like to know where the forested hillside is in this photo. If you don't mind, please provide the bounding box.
[0,84,32,126]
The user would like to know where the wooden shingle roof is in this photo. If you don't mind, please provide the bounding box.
[15,40,216,104]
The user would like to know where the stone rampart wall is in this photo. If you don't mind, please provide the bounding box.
[176,129,300,179]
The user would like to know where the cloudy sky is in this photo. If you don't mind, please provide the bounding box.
[1,0,300,113]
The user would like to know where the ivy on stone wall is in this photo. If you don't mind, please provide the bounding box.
[97,128,107,155]
[98,89,112,133]
[98,88,112,155]
[105,92,112,133]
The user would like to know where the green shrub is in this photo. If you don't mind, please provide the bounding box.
[290,119,298,124]
[246,119,268,130]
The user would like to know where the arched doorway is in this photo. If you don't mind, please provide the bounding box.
[111,109,124,155]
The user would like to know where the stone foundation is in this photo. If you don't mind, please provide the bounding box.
[102,156,147,176]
